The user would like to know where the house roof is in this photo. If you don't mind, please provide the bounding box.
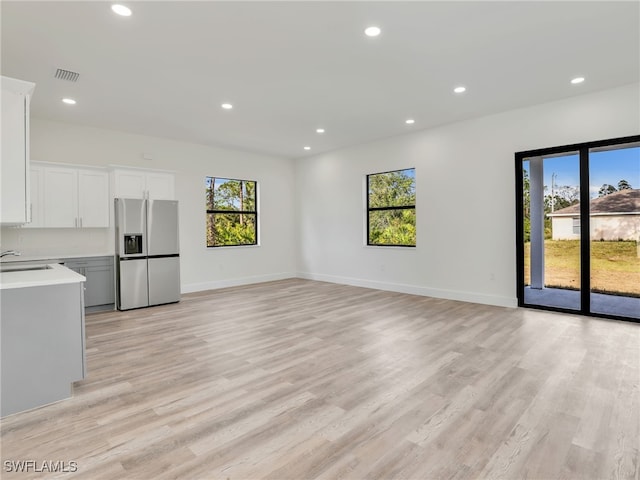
[548,189,640,216]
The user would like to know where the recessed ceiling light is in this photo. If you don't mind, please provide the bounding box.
[453,86,466,94]
[111,4,131,16]
[405,119,415,125]
[221,103,233,110]
[62,98,76,105]
[304,146,311,151]
[364,26,381,37]
[316,128,325,134]
[571,77,585,84]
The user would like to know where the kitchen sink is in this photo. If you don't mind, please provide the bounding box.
[0,264,53,273]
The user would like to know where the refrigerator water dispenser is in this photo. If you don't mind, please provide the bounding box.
[124,234,143,255]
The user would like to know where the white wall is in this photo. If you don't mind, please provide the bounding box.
[295,83,640,307]
[591,215,640,241]
[550,217,580,240]
[2,84,637,305]
[552,215,639,241]
[1,119,297,292]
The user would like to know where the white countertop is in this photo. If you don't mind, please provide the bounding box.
[0,263,86,290]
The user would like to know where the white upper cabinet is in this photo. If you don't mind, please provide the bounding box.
[145,172,175,200]
[0,76,35,225]
[30,162,110,228]
[112,168,174,200]
[113,170,146,199]
[44,166,77,227]
[77,169,110,227]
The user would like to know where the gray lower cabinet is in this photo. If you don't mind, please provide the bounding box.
[64,256,115,311]
[1,281,85,417]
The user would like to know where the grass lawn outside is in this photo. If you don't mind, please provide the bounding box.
[524,240,640,297]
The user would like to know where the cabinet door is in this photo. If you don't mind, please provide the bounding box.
[78,169,109,227]
[0,88,28,224]
[84,264,115,307]
[113,170,146,199]
[24,165,44,228]
[43,167,78,227]
[65,257,115,308]
[146,172,174,200]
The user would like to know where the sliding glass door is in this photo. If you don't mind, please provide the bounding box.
[588,143,640,318]
[516,135,640,321]
[521,152,581,311]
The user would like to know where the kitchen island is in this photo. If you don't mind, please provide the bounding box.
[0,263,86,417]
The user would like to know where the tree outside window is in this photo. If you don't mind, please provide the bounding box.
[367,168,416,246]
[206,177,257,247]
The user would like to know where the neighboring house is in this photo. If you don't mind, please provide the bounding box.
[548,189,640,240]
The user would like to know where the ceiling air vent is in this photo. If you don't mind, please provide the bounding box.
[54,68,80,82]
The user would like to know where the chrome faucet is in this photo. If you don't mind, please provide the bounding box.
[0,250,21,258]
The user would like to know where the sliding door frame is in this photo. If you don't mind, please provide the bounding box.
[515,134,640,323]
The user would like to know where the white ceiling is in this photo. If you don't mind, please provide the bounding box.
[2,1,639,159]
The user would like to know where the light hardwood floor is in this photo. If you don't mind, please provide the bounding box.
[1,279,639,479]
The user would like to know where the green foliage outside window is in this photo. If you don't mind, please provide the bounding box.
[367,169,416,246]
[206,177,257,247]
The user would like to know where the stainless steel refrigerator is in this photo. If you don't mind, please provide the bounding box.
[115,198,181,310]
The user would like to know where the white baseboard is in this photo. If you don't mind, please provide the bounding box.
[183,271,518,308]
[296,272,518,308]
[182,272,296,294]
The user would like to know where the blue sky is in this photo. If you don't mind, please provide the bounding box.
[524,146,639,198]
